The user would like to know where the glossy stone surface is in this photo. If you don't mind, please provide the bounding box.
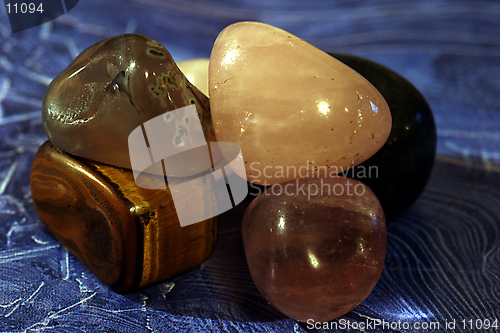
[241,177,386,322]
[31,141,218,291]
[209,22,392,185]
[178,58,210,96]
[330,53,437,219]
[43,34,215,172]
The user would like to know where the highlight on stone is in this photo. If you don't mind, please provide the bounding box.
[209,21,392,185]
[242,176,386,322]
[42,34,215,171]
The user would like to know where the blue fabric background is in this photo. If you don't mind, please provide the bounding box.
[0,0,499,332]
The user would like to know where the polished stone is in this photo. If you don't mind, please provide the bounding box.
[241,177,386,322]
[209,22,392,185]
[178,58,210,96]
[43,34,215,172]
[330,53,437,219]
[31,140,218,291]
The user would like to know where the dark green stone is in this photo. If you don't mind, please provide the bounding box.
[330,53,437,220]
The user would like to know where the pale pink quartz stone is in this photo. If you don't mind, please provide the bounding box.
[242,177,386,322]
[209,22,392,185]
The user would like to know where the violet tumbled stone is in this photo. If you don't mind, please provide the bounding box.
[241,177,386,322]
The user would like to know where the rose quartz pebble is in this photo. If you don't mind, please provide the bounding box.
[241,177,386,322]
[209,22,391,185]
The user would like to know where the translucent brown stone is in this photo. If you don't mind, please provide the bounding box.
[241,177,386,322]
[42,33,215,172]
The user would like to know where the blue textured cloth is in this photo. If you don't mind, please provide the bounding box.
[1,0,499,332]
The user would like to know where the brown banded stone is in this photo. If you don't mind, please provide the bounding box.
[30,141,218,291]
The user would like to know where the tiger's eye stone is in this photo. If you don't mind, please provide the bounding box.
[30,141,218,291]
[42,34,215,172]
[330,53,437,219]
[241,177,386,322]
[178,58,210,96]
[209,22,391,185]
